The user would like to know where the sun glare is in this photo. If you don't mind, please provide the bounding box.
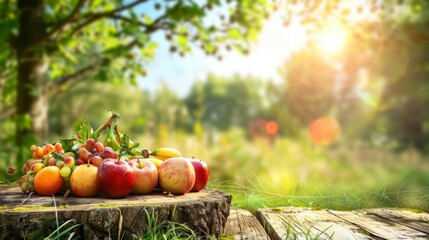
[316,25,348,55]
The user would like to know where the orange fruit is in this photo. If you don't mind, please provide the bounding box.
[34,166,64,196]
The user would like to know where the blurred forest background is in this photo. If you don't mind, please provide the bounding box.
[1,0,429,210]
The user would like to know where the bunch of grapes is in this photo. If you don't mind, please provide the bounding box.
[16,142,72,193]
[77,138,118,167]
[13,138,121,195]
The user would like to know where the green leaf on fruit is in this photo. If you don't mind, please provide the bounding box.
[74,119,93,142]
[120,134,130,153]
[51,152,64,161]
[60,138,75,152]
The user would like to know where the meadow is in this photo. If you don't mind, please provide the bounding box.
[134,129,429,212]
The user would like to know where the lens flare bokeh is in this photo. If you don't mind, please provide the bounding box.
[308,117,341,145]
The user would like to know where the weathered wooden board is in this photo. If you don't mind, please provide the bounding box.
[328,209,428,239]
[257,207,429,240]
[224,208,269,240]
[0,186,231,240]
[364,208,429,234]
[257,207,375,240]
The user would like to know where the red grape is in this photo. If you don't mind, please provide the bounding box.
[86,138,96,150]
[7,167,15,174]
[95,142,104,153]
[78,148,91,160]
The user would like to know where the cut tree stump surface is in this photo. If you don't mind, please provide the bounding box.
[256,207,429,240]
[0,186,231,239]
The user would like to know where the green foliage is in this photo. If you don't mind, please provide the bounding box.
[185,74,267,131]
[0,0,274,160]
[27,218,79,240]
[73,119,92,143]
[135,208,197,240]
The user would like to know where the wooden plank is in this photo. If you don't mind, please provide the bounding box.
[365,209,429,234]
[257,208,333,240]
[328,210,429,239]
[224,208,269,240]
[257,207,376,240]
[307,210,377,240]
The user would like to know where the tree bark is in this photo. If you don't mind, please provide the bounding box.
[16,0,49,146]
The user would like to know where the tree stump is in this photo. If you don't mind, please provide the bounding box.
[0,186,231,239]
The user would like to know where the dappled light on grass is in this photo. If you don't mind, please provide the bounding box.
[208,178,429,212]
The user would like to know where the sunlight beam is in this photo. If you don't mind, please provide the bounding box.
[316,24,348,56]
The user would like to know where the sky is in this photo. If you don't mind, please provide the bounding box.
[138,11,307,97]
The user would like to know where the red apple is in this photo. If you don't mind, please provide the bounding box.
[128,159,158,194]
[190,159,210,192]
[158,157,195,195]
[97,158,135,198]
[70,164,98,197]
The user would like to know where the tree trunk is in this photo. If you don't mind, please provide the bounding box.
[16,0,49,147]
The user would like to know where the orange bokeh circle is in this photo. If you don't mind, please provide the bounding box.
[308,117,341,145]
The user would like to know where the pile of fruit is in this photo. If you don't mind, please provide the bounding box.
[10,112,210,198]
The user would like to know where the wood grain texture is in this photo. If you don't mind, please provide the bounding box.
[0,186,231,240]
[224,208,269,240]
[257,207,375,240]
[328,209,428,240]
[364,208,429,234]
[257,207,429,240]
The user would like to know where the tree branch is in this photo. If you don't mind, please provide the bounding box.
[0,38,136,122]
[45,0,88,39]
[69,0,149,37]
[110,15,150,28]
[25,0,148,53]
[48,37,140,96]
[110,14,169,34]
[48,59,101,94]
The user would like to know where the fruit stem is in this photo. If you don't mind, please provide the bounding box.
[64,189,71,198]
[91,111,120,140]
[114,125,122,143]
[142,149,149,159]
[103,119,121,151]
[118,151,127,162]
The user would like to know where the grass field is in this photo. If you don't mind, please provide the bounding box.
[135,129,429,212]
